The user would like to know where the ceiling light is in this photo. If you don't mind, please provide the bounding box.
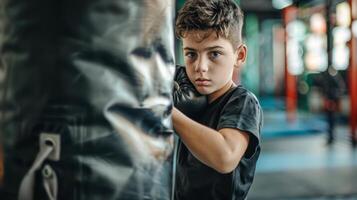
[272,0,293,10]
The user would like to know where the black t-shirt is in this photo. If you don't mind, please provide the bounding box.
[175,85,262,200]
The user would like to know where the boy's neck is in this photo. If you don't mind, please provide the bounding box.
[208,81,236,103]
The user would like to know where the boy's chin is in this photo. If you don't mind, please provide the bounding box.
[195,87,212,95]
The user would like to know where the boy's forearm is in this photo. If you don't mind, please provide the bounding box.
[172,107,237,173]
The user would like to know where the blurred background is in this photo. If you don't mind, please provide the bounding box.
[0,0,355,199]
[176,0,357,199]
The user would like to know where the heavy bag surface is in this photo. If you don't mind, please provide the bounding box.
[0,0,175,199]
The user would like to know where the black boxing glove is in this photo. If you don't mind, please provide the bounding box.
[173,65,207,118]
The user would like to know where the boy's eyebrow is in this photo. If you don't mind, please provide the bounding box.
[204,46,224,51]
[183,47,196,51]
[183,46,224,51]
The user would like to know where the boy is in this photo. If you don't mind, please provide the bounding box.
[172,0,262,199]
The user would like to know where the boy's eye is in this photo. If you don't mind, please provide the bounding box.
[209,51,221,59]
[185,52,196,59]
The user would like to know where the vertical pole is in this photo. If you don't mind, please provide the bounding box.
[349,0,357,146]
[283,6,298,122]
[326,0,332,70]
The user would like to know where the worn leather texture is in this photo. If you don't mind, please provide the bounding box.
[0,0,175,199]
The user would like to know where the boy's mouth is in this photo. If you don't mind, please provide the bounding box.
[195,78,210,86]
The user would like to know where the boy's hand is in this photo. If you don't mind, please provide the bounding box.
[173,65,207,118]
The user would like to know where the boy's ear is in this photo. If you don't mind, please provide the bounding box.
[234,44,247,68]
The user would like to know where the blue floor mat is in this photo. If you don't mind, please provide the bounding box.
[262,111,328,139]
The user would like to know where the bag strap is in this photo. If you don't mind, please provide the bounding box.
[18,133,60,200]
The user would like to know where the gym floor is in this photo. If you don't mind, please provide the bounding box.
[247,111,357,200]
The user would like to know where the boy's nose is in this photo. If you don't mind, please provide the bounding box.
[195,56,208,73]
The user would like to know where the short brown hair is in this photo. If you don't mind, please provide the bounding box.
[175,0,244,47]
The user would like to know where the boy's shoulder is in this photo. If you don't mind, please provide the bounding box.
[216,84,263,143]
[229,85,260,105]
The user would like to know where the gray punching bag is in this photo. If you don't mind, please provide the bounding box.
[0,0,175,199]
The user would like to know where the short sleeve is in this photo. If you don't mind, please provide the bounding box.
[217,90,263,159]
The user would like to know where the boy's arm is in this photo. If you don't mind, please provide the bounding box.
[172,107,249,174]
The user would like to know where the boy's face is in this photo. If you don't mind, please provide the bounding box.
[182,30,246,102]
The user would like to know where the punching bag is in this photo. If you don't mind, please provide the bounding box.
[0,0,175,199]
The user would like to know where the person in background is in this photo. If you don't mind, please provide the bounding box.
[314,67,345,145]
